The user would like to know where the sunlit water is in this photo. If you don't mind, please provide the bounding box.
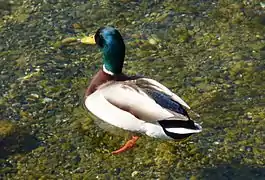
[1,0,265,179]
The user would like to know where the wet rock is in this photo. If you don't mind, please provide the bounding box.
[131,171,139,177]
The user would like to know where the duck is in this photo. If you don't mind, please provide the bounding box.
[81,26,202,154]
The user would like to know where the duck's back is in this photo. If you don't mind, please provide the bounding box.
[95,79,189,122]
[96,81,174,122]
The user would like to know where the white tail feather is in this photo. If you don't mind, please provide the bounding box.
[166,123,202,134]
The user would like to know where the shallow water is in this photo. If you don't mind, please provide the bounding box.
[1,0,265,179]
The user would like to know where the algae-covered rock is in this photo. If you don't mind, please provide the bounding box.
[0,120,17,140]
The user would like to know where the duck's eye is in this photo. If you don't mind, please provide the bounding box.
[95,31,104,48]
[97,34,104,48]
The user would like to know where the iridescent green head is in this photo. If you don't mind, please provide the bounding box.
[82,27,125,75]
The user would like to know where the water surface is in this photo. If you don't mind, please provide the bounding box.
[1,0,265,179]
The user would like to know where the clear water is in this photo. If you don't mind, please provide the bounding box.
[1,0,265,179]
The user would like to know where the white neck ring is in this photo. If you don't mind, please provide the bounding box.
[103,64,114,76]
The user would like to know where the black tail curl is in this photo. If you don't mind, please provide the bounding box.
[158,119,199,139]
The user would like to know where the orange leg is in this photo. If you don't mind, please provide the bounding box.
[112,136,140,155]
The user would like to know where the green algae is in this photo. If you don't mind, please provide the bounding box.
[0,120,17,140]
[0,0,30,28]
[0,0,265,179]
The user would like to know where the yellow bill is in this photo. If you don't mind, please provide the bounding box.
[80,35,96,44]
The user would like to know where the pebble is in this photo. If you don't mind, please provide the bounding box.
[12,103,21,107]
[131,171,139,177]
[213,141,220,145]
[30,93,39,99]
[148,38,157,45]
[42,97,53,103]
[72,167,84,173]
[246,112,253,120]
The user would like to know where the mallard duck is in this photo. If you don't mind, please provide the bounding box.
[81,27,202,154]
